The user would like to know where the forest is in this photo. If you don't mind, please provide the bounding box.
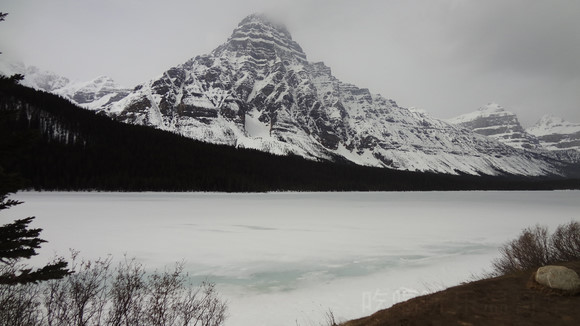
[1,79,579,192]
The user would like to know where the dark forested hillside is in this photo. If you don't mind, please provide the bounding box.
[1,81,579,192]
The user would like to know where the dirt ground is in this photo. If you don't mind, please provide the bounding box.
[343,261,580,326]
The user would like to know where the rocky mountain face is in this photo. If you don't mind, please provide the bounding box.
[0,61,129,110]
[95,14,570,176]
[447,103,542,150]
[448,105,580,165]
[54,76,130,110]
[527,115,580,152]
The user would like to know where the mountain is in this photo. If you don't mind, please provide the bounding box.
[527,115,580,152]
[448,105,580,166]
[54,75,130,110]
[0,61,129,110]
[0,61,70,92]
[447,103,542,150]
[8,80,576,191]
[92,14,570,177]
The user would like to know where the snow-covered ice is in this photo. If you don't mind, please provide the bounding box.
[5,191,579,325]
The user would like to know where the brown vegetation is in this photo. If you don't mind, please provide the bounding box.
[343,261,580,326]
[492,221,580,276]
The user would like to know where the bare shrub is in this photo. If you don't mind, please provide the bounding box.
[44,276,73,326]
[1,255,228,326]
[42,253,112,326]
[324,309,338,326]
[550,221,580,262]
[187,281,228,326]
[0,282,42,326]
[492,225,551,276]
[106,258,146,326]
[492,221,580,276]
[144,263,184,325]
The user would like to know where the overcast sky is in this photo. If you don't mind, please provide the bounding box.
[1,0,579,126]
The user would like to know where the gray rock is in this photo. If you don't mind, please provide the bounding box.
[535,265,580,293]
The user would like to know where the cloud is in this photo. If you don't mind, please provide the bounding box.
[442,0,580,80]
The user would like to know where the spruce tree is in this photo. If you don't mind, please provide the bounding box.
[0,169,72,285]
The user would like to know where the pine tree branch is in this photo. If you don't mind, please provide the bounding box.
[0,216,47,263]
[0,259,72,285]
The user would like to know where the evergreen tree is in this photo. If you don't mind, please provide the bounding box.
[0,167,72,285]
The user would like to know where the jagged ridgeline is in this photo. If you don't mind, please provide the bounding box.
[91,14,573,177]
[5,14,579,178]
[447,103,580,164]
[448,103,543,150]
[2,80,580,191]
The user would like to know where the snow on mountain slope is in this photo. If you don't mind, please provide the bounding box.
[527,115,580,151]
[99,14,565,176]
[0,60,129,111]
[0,61,70,92]
[54,76,130,110]
[448,103,542,150]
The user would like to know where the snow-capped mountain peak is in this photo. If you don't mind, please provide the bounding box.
[93,14,570,176]
[213,13,307,63]
[0,60,130,110]
[0,61,70,92]
[479,102,502,111]
[449,102,513,124]
[527,115,580,151]
[447,103,542,150]
[54,75,129,110]
[528,115,580,136]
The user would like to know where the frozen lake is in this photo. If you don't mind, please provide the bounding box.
[6,191,580,325]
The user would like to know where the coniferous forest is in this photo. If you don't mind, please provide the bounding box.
[1,80,579,192]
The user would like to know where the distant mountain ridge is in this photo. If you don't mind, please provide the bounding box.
[0,61,130,110]
[0,61,70,92]
[2,14,578,177]
[528,115,580,151]
[448,104,580,158]
[447,103,542,150]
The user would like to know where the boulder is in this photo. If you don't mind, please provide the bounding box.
[535,265,580,293]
